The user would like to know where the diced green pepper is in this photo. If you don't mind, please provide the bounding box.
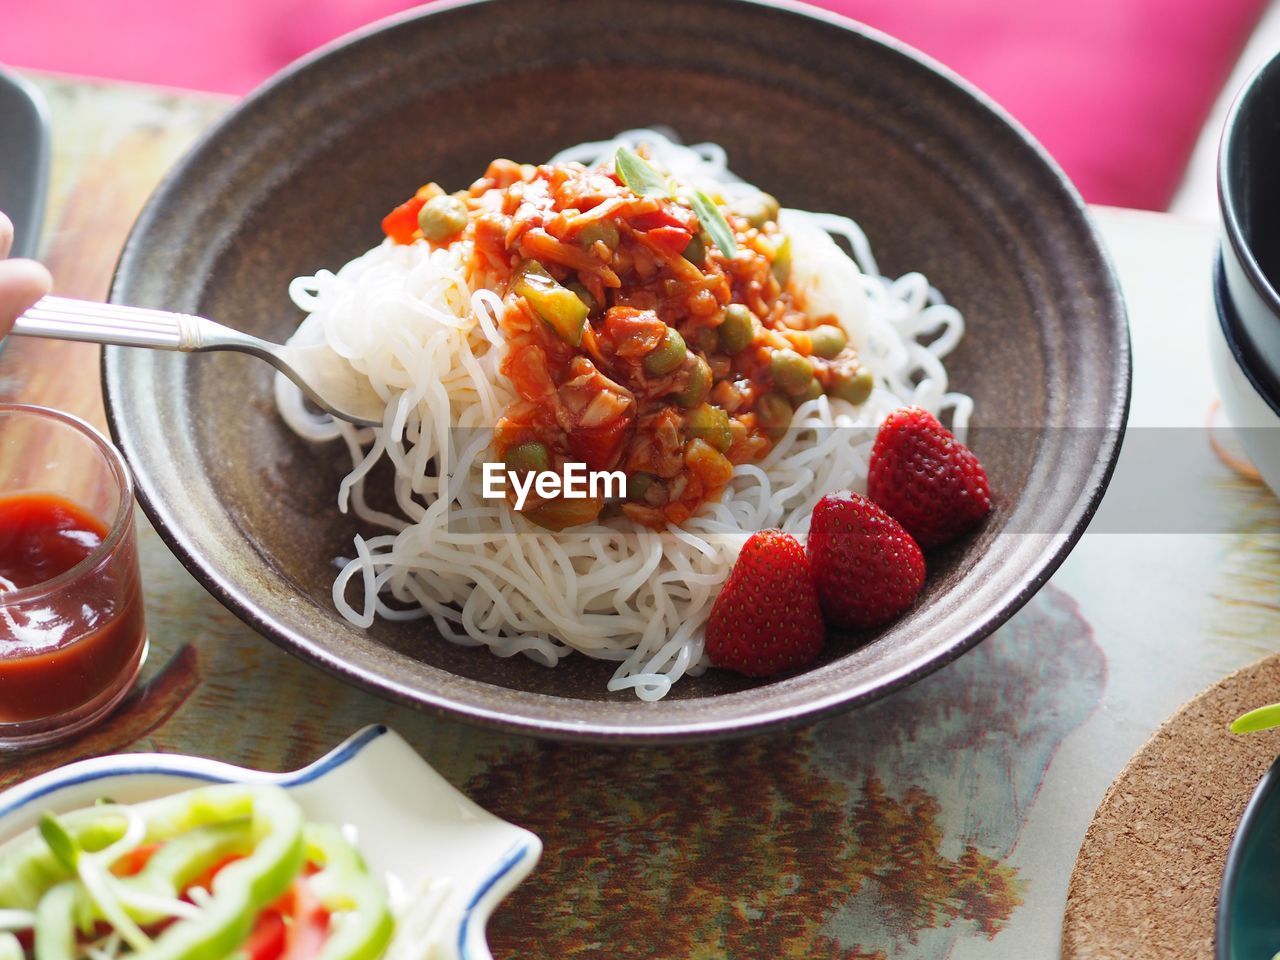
[512,262,589,347]
[627,472,657,503]
[578,221,620,251]
[0,811,130,911]
[304,825,394,960]
[682,233,706,265]
[504,441,550,475]
[125,822,255,925]
[685,404,733,453]
[33,882,77,960]
[128,787,304,960]
[567,282,597,314]
[773,235,792,289]
[524,497,603,530]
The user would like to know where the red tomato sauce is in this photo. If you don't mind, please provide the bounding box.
[382,153,875,530]
[0,493,146,723]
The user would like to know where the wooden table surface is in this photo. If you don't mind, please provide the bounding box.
[3,73,1279,960]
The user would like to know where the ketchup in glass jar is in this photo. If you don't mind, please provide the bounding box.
[0,404,147,748]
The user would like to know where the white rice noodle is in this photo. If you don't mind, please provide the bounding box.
[276,130,971,700]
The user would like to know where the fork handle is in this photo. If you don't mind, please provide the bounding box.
[11,296,211,350]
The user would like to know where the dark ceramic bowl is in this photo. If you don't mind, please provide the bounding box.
[0,67,49,262]
[1220,49,1280,404]
[1217,755,1280,959]
[104,0,1129,742]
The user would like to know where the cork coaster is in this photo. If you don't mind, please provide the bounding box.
[1062,654,1280,959]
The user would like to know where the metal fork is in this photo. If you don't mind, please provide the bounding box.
[13,296,384,426]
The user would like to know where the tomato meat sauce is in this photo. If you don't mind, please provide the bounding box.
[0,492,146,723]
[382,150,875,529]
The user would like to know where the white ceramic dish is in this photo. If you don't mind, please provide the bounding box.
[0,726,541,960]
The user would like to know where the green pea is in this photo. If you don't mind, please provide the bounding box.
[756,390,793,440]
[644,327,688,376]
[790,379,824,406]
[809,324,848,359]
[718,303,755,354]
[736,192,780,229]
[829,366,876,405]
[675,355,712,408]
[418,195,469,241]
[770,348,817,396]
[627,472,657,502]
[773,235,792,289]
[578,220,620,250]
[683,232,706,265]
[686,403,733,453]
[504,441,550,475]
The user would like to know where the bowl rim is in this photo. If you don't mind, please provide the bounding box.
[103,0,1131,742]
[0,724,388,820]
[1215,250,1280,417]
[1215,752,1280,959]
[1218,51,1280,332]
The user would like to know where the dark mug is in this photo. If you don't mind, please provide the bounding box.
[1219,49,1280,412]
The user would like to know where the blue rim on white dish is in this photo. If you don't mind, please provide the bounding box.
[0,725,541,960]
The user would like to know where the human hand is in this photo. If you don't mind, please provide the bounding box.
[0,211,52,338]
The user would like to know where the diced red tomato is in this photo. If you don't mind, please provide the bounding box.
[629,206,696,232]
[602,307,667,359]
[238,873,331,960]
[569,417,631,471]
[280,877,330,960]
[244,910,288,960]
[112,843,162,877]
[381,196,426,244]
[637,226,693,258]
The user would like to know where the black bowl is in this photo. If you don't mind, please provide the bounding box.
[1220,49,1280,404]
[1217,754,1280,960]
[104,0,1129,742]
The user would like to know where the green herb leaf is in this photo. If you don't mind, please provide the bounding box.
[691,190,737,256]
[614,147,668,198]
[39,813,80,871]
[1232,702,1280,734]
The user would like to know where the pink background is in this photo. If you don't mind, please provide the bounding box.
[0,0,1267,209]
